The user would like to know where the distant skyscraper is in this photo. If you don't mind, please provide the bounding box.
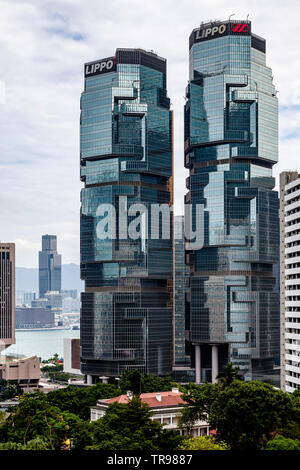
[80,49,173,382]
[23,291,36,307]
[0,243,15,349]
[280,171,300,392]
[39,235,61,298]
[185,20,280,383]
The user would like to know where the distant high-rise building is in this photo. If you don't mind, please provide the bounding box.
[185,20,280,383]
[23,291,36,307]
[80,49,173,382]
[0,243,15,349]
[39,235,61,298]
[280,171,300,392]
[61,289,78,300]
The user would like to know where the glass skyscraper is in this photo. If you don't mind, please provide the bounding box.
[80,49,173,381]
[185,20,280,383]
[39,235,61,299]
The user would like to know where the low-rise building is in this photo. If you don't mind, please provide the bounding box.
[63,338,82,375]
[91,388,209,437]
[15,307,55,329]
[0,355,40,390]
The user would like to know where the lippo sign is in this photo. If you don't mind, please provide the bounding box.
[85,57,116,77]
[191,21,251,46]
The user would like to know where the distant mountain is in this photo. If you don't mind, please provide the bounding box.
[16,263,83,294]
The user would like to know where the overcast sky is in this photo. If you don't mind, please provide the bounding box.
[0,0,299,267]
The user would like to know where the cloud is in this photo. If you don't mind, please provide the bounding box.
[0,0,298,266]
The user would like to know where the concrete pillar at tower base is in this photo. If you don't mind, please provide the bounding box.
[211,345,218,384]
[87,374,93,385]
[195,345,201,384]
[100,376,109,384]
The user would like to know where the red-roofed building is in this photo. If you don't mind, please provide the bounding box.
[90,387,210,437]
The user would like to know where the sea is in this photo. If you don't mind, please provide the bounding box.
[4,329,80,361]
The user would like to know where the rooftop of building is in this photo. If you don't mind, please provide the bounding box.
[96,388,186,408]
[190,18,251,34]
[189,19,266,51]
[0,354,37,364]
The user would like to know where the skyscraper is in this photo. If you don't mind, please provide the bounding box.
[39,235,61,298]
[185,20,280,383]
[80,49,173,382]
[0,243,15,349]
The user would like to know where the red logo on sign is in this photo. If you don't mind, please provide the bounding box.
[231,23,249,33]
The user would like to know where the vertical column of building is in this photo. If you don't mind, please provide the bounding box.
[173,216,190,371]
[185,20,280,383]
[80,49,173,381]
[0,243,15,349]
[280,173,300,392]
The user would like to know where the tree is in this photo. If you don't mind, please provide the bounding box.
[0,438,51,450]
[119,370,142,395]
[141,374,177,393]
[0,391,82,449]
[47,382,120,420]
[119,370,177,395]
[216,362,243,386]
[180,380,297,450]
[0,380,23,401]
[178,436,230,450]
[265,435,300,451]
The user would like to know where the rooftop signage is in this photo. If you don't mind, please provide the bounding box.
[190,21,251,48]
[85,56,116,78]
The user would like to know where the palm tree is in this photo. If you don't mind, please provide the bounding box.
[217,362,243,386]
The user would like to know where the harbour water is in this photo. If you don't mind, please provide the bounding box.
[4,329,80,361]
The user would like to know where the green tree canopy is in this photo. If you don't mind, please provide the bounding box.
[119,370,177,395]
[216,362,243,386]
[265,435,300,450]
[180,380,298,450]
[178,435,230,450]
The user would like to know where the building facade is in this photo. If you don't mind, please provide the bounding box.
[80,49,173,381]
[0,243,15,350]
[64,338,82,375]
[184,20,280,383]
[280,171,300,392]
[173,216,191,371]
[15,307,55,329]
[39,235,61,298]
[0,355,40,390]
[23,291,36,307]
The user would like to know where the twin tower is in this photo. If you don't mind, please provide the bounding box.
[80,20,280,385]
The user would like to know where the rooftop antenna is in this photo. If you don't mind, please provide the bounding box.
[229,13,235,21]
[246,14,250,21]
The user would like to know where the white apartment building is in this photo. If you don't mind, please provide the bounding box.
[280,172,300,392]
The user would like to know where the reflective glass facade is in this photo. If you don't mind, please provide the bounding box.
[185,21,280,382]
[173,216,190,367]
[80,49,173,379]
